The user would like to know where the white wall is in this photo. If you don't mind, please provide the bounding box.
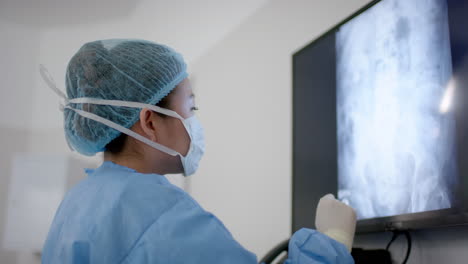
[190,0,374,257]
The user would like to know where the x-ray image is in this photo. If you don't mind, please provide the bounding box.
[336,0,459,219]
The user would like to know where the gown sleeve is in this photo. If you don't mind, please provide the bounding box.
[284,228,354,264]
[119,197,258,264]
[119,196,353,264]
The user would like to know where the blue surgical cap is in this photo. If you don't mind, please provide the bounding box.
[64,39,188,156]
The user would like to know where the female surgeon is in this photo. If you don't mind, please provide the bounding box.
[41,39,354,264]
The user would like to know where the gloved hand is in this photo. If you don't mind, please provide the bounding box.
[315,194,357,252]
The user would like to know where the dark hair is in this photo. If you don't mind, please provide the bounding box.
[105,96,170,154]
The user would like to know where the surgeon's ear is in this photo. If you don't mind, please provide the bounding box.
[139,108,160,141]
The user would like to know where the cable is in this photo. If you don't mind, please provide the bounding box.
[402,231,412,264]
[386,231,399,251]
[259,239,289,264]
[385,231,412,264]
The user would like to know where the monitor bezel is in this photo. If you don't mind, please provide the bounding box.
[291,0,468,234]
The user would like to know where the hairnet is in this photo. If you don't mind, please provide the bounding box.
[64,39,188,156]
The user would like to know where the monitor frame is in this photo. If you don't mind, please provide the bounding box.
[291,0,468,234]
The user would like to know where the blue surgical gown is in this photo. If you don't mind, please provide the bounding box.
[42,161,353,264]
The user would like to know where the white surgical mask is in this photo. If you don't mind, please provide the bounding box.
[40,64,205,176]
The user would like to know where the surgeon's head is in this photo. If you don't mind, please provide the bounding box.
[105,78,197,174]
[64,39,204,175]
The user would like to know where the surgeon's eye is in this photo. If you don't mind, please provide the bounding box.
[191,106,199,111]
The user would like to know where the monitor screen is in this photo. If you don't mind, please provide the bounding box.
[292,0,468,232]
[336,0,464,220]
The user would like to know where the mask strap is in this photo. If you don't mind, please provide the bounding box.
[65,105,180,157]
[39,64,182,157]
[67,97,194,151]
[68,97,184,121]
[39,64,183,120]
[39,64,75,151]
[39,64,68,101]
